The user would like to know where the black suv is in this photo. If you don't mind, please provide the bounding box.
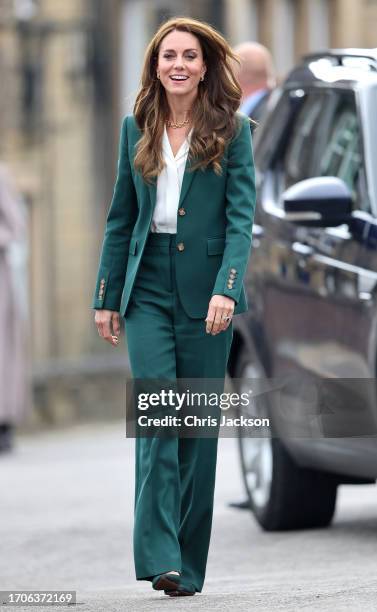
[228,49,377,530]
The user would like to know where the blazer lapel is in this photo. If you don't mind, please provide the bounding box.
[178,155,197,207]
[147,148,197,214]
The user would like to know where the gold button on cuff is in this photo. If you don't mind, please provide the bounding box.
[178,207,186,216]
[177,242,185,252]
[229,273,236,279]
[227,283,233,289]
[230,268,237,274]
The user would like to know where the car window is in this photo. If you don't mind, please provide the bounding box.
[254,88,305,173]
[270,91,332,206]
[283,94,329,189]
[318,93,369,212]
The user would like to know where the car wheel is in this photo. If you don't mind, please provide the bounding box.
[235,356,338,530]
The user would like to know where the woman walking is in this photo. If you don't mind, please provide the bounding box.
[92,16,256,597]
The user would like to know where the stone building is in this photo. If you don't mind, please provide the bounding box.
[224,0,377,80]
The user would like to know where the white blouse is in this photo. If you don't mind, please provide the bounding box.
[150,125,193,233]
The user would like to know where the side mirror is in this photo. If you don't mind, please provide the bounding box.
[282,177,353,227]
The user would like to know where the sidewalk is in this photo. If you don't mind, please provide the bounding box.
[1,422,377,611]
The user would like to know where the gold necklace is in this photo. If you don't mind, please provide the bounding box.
[166,116,190,129]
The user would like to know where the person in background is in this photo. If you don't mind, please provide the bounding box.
[0,163,29,454]
[233,41,276,123]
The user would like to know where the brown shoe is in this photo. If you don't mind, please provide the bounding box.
[152,571,180,591]
[166,585,196,596]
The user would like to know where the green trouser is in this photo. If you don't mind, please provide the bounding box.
[124,232,233,593]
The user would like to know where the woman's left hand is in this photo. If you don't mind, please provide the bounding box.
[205,295,235,335]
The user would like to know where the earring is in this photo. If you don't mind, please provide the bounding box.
[200,74,204,81]
[157,72,160,79]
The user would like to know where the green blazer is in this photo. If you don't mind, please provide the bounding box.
[92,111,256,319]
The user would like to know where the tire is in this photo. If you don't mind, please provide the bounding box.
[234,352,338,530]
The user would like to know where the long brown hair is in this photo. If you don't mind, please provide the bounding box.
[133,16,247,184]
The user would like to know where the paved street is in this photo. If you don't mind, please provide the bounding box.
[1,422,377,611]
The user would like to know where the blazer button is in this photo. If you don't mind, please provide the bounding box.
[230,268,237,274]
[178,207,186,216]
[177,242,185,252]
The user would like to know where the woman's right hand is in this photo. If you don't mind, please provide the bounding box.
[94,309,120,346]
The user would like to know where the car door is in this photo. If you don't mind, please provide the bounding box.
[254,87,377,469]
[255,88,361,380]
[302,88,377,468]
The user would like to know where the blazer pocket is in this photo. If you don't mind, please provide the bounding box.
[207,236,226,256]
[129,237,138,255]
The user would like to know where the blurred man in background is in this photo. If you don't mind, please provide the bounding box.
[233,41,276,123]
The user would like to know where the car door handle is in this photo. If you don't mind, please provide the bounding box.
[292,242,313,256]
